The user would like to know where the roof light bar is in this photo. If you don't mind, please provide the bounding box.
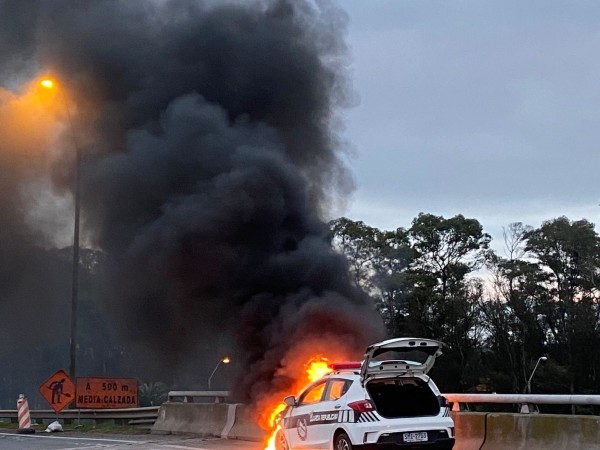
[329,362,362,370]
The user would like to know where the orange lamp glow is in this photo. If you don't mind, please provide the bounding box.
[40,79,54,89]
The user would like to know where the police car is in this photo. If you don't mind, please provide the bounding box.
[276,338,455,450]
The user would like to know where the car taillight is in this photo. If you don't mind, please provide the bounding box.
[348,400,374,412]
[437,395,448,407]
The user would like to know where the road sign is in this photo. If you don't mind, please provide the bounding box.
[76,377,139,409]
[39,370,75,413]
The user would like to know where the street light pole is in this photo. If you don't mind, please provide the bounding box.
[208,357,230,390]
[526,356,548,394]
[70,143,81,381]
[40,78,80,380]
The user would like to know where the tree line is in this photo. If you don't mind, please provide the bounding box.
[1,212,598,409]
[330,213,600,406]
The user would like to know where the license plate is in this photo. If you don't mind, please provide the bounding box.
[403,431,428,443]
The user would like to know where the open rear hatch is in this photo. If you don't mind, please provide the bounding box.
[360,338,443,384]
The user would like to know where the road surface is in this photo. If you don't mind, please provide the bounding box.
[0,432,263,450]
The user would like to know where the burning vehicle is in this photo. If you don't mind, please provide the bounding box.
[270,338,455,450]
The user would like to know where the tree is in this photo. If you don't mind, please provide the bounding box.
[139,382,168,406]
[409,213,491,301]
[370,229,413,336]
[482,223,547,392]
[406,213,491,391]
[329,218,413,335]
[407,213,490,332]
[524,217,600,401]
[329,218,381,292]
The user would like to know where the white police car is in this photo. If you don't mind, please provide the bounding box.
[276,338,455,450]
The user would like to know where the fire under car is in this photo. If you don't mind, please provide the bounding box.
[275,338,455,450]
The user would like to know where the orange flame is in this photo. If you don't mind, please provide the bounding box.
[306,358,331,383]
[262,355,334,450]
[252,336,359,450]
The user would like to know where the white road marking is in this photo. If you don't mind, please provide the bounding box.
[0,432,140,443]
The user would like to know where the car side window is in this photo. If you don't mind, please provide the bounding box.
[324,379,352,401]
[298,381,327,405]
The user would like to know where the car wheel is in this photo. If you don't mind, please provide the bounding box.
[275,429,289,450]
[335,432,353,450]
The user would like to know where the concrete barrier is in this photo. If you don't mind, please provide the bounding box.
[152,402,265,441]
[481,413,600,450]
[152,402,230,436]
[227,404,265,442]
[152,403,600,450]
[451,412,486,450]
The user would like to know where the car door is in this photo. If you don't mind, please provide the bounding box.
[285,380,327,449]
[308,379,354,448]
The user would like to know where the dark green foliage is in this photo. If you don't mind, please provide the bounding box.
[524,217,600,400]
[4,212,600,406]
[139,381,169,406]
[331,215,600,401]
[0,248,127,409]
[330,217,413,334]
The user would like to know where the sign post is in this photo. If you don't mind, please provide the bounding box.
[39,370,75,413]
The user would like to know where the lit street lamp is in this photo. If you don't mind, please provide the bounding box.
[208,357,231,390]
[526,356,548,394]
[40,78,81,381]
[40,79,54,89]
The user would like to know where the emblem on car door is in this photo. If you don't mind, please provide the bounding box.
[297,417,308,440]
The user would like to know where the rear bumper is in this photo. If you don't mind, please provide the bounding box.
[359,438,454,450]
[343,417,454,448]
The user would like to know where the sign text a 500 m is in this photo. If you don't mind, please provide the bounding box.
[76,377,138,409]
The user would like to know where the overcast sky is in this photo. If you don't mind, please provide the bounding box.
[339,1,600,244]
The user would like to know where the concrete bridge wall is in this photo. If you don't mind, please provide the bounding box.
[454,412,600,450]
[152,403,600,449]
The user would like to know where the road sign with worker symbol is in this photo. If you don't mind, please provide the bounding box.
[39,370,75,413]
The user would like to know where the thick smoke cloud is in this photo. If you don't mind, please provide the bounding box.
[0,80,79,407]
[0,0,383,401]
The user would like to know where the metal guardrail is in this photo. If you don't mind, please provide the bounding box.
[163,390,600,411]
[167,390,230,403]
[1,393,591,426]
[0,391,231,426]
[0,406,160,427]
[444,393,600,413]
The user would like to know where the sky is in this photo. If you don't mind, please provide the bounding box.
[339,0,600,245]
[1,0,595,396]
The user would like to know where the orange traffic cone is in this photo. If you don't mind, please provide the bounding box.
[16,394,35,434]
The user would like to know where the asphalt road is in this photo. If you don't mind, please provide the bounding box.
[0,432,263,450]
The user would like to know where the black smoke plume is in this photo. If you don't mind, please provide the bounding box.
[0,0,383,402]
